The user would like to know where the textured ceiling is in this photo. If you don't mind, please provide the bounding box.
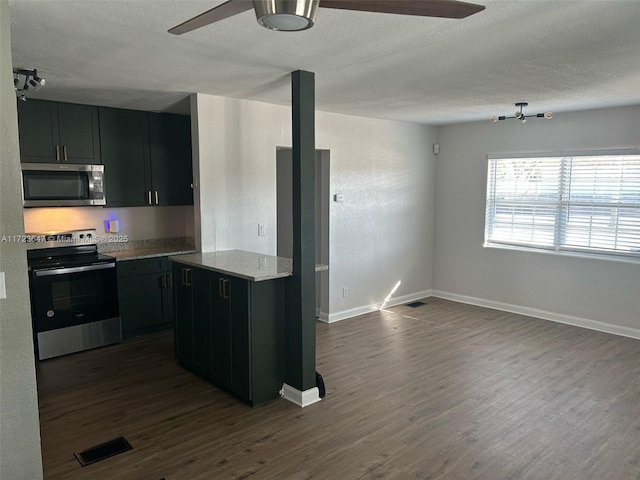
[8,0,640,125]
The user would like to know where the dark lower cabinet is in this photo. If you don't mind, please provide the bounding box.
[172,261,285,407]
[117,257,174,339]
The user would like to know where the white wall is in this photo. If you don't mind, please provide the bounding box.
[23,205,194,241]
[433,105,640,334]
[0,0,44,477]
[192,93,436,320]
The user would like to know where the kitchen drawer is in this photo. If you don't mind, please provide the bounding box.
[117,257,168,276]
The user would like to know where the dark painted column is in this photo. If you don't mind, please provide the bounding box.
[285,70,316,392]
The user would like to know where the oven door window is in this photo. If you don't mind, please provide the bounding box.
[23,171,89,201]
[30,264,119,332]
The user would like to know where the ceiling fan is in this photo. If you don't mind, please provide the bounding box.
[169,0,486,35]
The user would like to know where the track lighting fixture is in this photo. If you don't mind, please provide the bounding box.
[13,68,45,100]
[491,102,553,124]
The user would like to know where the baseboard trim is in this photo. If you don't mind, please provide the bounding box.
[317,311,329,323]
[280,384,321,408]
[326,290,433,323]
[431,290,640,340]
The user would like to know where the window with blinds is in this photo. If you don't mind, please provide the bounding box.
[485,153,640,259]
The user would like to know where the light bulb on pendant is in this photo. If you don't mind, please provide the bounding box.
[491,116,498,122]
[544,112,553,119]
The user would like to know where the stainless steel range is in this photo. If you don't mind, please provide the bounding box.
[26,229,121,360]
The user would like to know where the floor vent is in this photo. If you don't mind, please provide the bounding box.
[405,301,427,308]
[74,436,133,466]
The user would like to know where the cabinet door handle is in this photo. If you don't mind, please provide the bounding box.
[63,145,68,161]
[160,274,167,289]
[147,191,152,205]
[154,190,159,205]
[55,145,60,162]
[166,273,172,288]
[184,268,191,286]
[223,278,229,299]
[218,278,224,298]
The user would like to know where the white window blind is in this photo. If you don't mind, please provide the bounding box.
[485,153,640,259]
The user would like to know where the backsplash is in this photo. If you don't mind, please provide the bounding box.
[23,205,194,240]
[98,236,195,253]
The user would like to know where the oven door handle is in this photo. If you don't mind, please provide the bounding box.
[33,262,116,277]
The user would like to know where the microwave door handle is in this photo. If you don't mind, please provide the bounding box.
[34,262,115,277]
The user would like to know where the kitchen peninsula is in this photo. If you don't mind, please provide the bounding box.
[170,250,327,406]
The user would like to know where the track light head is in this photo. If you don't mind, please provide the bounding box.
[12,67,46,100]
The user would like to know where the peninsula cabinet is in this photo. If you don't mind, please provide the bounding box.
[117,257,174,339]
[100,108,193,207]
[17,99,101,164]
[172,260,285,407]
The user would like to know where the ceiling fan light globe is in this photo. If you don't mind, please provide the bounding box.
[259,13,313,31]
[254,0,318,31]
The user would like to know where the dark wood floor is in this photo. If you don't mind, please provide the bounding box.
[37,298,640,479]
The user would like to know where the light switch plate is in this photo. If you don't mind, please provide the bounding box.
[0,272,6,300]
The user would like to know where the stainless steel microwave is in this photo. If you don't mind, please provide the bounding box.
[21,163,106,207]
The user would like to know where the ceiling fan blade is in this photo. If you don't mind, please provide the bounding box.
[168,0,254,35]
[318,0,485,19]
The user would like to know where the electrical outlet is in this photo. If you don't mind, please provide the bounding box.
[258,224,266,236]
[343,287,348,298]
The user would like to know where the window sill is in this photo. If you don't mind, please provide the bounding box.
[483,242,640,265]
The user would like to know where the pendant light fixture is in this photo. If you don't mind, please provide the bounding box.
[491,102,553,124]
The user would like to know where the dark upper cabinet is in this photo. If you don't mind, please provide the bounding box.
[149,112,193,206]
[18,99,101,164]
[100,108,193,207]
[99,107,150,207]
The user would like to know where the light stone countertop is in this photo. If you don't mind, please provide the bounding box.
[170,250,328,282]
